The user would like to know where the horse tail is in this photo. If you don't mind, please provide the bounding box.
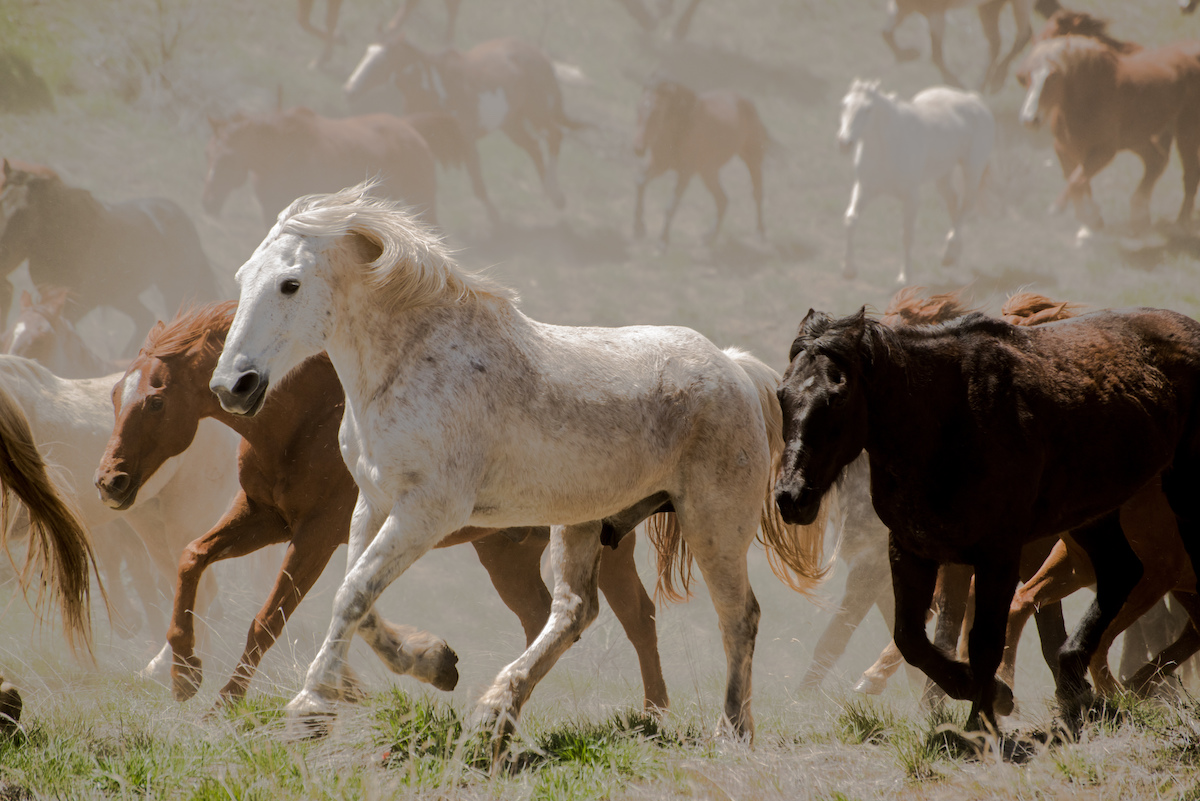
[0,383,98,658]
[727,347,834,598]
[405,111,469,170]
[647,348,834,603]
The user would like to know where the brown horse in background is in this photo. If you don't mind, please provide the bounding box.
[343,35,580,210]
[201,106,439,227]
[0,161,218,340]
[776,303,1200,739]
[632,78,768,247]
[95,303,668,709]
[1017,31,1200,235]
[385,0,463,43]
[881,0,1034,92]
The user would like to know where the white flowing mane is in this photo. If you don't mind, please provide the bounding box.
[277,182,516,310]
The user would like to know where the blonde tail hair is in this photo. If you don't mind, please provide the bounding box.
[0,384,98,657]
[648,349,835,603]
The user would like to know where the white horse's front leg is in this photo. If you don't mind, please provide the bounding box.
[286,497,447,736]
[473,521,603,757]
[843,181,865,280]
[936,174,964,267]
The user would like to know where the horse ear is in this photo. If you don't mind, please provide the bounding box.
[798,308,818,333]
[847,306,869,338]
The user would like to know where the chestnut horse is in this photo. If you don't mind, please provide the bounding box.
[95,302,669,709]
[776,305,1200,737]
[881,0,1034,93]
[1018,32,1200,236]
[343,35,581,211]
[632,78,768,247]
[0,161,218,338]
[201,106,439,227]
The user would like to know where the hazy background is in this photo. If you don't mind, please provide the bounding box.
[2,0,1198,736]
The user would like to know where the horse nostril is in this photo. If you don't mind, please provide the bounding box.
[105,473,129,494]
[232,372,260,397]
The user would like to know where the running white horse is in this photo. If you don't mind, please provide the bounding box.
[209,182,832,751]
[0,355,240,673]
[837,79,994,284]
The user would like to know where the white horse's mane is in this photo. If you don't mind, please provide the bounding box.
[277,181,517,310]
[846,78,894,102]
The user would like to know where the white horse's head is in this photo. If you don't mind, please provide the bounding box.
[1018,41,1071,129]
[210,181,486,416]
[837,79,883,154]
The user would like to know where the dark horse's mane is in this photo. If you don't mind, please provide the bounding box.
[791,307,1018,368]
[141,301,237,360]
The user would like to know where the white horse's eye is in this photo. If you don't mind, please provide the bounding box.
[280,278,300,296]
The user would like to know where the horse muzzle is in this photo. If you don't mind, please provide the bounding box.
[210,369,269,417]
[774,482,823,527]
[94,469,140,511]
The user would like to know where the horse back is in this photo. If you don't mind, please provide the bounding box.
[676,90,765,171]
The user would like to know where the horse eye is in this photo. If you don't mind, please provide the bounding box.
[280,278,300,296]
[146,395,164,412]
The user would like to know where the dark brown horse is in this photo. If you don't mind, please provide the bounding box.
[94,303,668,709]
[1017,30,1200,234]
[343,35,580,211]
[633,78,768,247]
[0,161,217,338]
[201,106,439,227]
[775,305,1200,737]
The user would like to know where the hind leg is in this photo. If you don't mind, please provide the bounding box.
[471,529,552,646]
[597,531,669,712]
[742,148,766,241]
[882,1,919,62]
[926,12,963,89]
[1129,135,1171,232]
[935,175,963,267]
[473,522,603,752]
[502,119,562,209]
[699,169,728,245]
[804,555,890,690]
[1175,125,1200,227]
[964,554,1021,728]
[660,171,694,246]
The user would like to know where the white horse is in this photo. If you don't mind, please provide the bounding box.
[837,79,994,284]
[209,182,832,750]
[0,356,240,673]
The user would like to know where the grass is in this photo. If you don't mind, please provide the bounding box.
[4,0,1200,798]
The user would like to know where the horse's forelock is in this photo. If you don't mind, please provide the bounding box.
[141,301,238,360]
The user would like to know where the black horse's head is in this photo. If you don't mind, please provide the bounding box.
[774,307,873,525]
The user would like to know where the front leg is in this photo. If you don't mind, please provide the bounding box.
[843,181,867,280]
[473,521,604,760]
[286,494,452,736]
[965,554,1020,729]
[660,170,694,246]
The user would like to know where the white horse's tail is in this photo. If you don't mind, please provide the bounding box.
[647,348,835,602]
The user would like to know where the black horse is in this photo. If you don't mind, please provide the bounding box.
[774,306,1200,738]
[0,160,218,341]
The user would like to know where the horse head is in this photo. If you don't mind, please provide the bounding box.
[774,307,873,526]
[95,306,232,510]
[837,79,883,154]
[0,162,54,273]
[634,78,696,158]
[344,32,424,100]
[202,114,254,217]
[2,287,71,365]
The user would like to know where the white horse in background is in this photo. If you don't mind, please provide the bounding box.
[837,79,994,284]
[0,356,240,674]
[209,182,833,752]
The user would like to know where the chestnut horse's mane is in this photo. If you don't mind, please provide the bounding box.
[1001,291,1086,326]
[881,286,978,327]
[646,78,698,152]
[1037,9,1140,54]
[141,301,238,359]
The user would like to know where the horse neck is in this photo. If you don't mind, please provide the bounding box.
[858,323,954,460]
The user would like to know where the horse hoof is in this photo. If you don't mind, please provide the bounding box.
[993,679,1016,717]
[286,690,337,740]
[171,653,203,702]
[0,681,22,734]
[1075,226,1095,247]
[427,645,459,693]
[852,675,887,695]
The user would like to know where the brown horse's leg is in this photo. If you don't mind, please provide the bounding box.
[990,0,1033,93]
[459,140,499,225]
[470,529,552,646]
[597,532,669,712]
[741,145,766,240]
[501,119,558,208]
[1174,123,1200,226]
[965,553,1022,726]
[634,162,667,239]
[855,639,906,695]
[444,0,461,42]
[215,525,344,706]
[699,169,728,245]
[1129,135,1171,232]
[660,171,695,245]
[1056,512,1142,736]
[671,0,702,40]
[167,495,290,702]
[924,563,973,706]
[805,553,890,690]
[976,0,1005,93]
[926,12,963,89]
[881,0,920,63]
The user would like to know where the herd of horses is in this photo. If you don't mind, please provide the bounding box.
[5,0,1200,764]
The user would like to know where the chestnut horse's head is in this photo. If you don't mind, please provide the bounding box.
[774,308,873,526]
[201,113,254,217]
[94,303,236,510]
[634,78,696,158]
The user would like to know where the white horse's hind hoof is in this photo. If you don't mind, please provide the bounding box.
[285,689,337,740]
[853,674,888,695]
[1075,226,1096,247]
[139,642,173,683]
